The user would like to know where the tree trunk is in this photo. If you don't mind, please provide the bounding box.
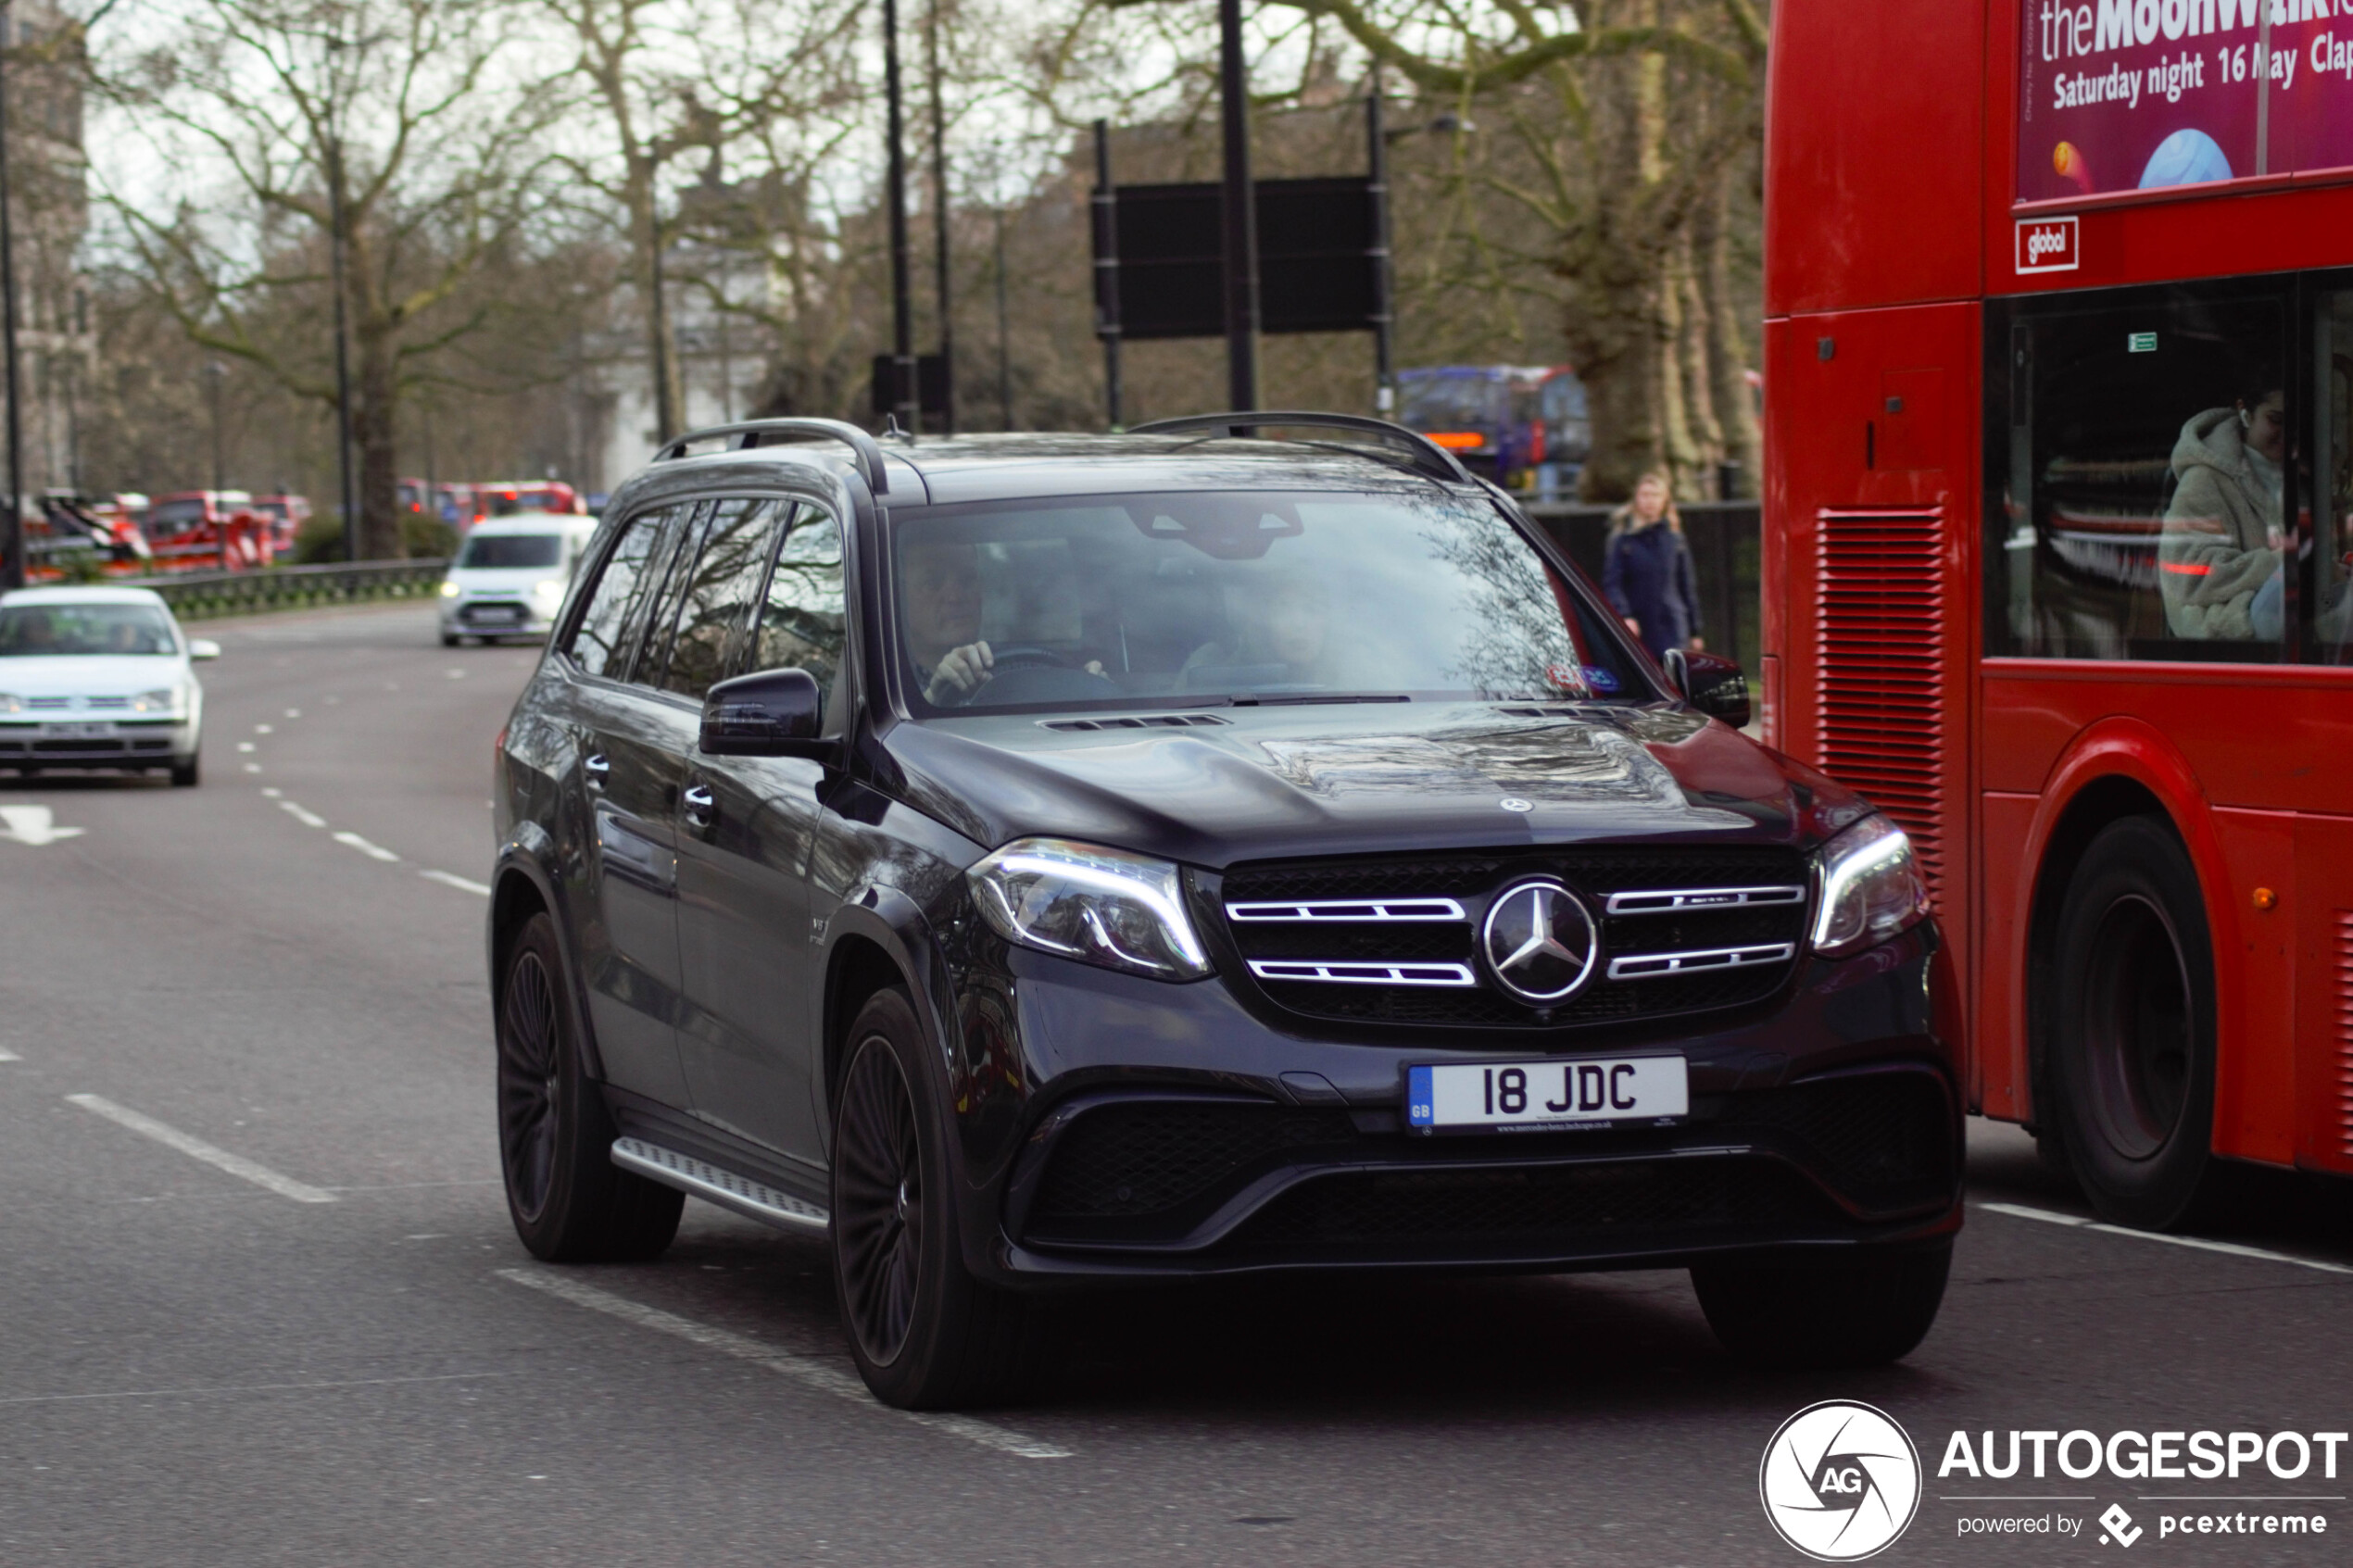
[628,160,681,445]
[354,319,402,560]
[1698,167,1763,498]
[1676,232,1725,496]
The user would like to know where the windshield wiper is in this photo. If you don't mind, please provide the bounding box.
[1228,693,1412,707]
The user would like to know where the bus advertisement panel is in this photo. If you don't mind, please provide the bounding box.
[2020,1,2353,202]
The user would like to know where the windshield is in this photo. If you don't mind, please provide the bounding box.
[458,533,565,570]
[890,490,1650,714]
[148,500,208,532]
[0,603,178,657]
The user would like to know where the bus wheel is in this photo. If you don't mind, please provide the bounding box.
[2048,816,2225,1230]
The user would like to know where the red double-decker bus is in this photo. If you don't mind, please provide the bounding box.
[1762,1,2353,1229]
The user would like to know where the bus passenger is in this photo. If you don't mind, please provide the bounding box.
[2159,385,2285,642]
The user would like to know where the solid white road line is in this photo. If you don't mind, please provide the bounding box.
[280,801,328,829]
[495,1267,1073,1461]
[420,869,492,897]
[67,1094,338,1204]
[331,831,399,862]
[0,1047,19,1061]
[1977,1200,2353,1276]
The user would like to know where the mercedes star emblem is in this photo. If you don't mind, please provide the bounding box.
[1480,879,1598,1003]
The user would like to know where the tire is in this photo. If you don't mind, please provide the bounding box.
[497,911,682,1261]
[170,754,200,788]
[440,632,461,647]
[1692,1240,1952,1368]
[830,987,1038,1409]
[2045,816,2226,1230]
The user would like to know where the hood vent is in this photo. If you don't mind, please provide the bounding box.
[1039,713,1230,733]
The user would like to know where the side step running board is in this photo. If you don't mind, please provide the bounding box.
[610,1137,830,1234]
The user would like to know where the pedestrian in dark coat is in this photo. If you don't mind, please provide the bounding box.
[1602,470,1704,664]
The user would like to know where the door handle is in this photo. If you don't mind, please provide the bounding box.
[583,752,610,789]
[682,783,715,828]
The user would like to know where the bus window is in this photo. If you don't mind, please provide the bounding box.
[2311,292,2353,666]
[1996,289,2287,663]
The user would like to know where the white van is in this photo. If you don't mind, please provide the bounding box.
[438,513,598,646]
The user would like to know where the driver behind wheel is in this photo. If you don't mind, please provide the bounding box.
[900,537,1102,706]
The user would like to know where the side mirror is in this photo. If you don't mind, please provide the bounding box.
[1664,647,1751,729]
[700,667,823,756]
[187,638,222,661]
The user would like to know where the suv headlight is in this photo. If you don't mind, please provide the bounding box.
[1811,814,1931,958]
[131,687,182,715]
[0,693,19,714]
[439,580,460,598]
[968,837,1213,981]
[532,577,566,607]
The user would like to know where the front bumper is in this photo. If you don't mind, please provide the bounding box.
[443,597,554,637]
[0,719,193,769]
[948,923,1960,1286]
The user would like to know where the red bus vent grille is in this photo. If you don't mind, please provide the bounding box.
[2336,912,2353,1158]
[1814,509,1947,896]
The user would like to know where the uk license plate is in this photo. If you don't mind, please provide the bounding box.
[472,605,522,623]
[1406,1056,1689,1133]
[42,721,112,738]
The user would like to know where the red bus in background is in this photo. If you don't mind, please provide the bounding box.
[1763,1,2353,1230]
[144,491,275,571]
[401,478,585,530]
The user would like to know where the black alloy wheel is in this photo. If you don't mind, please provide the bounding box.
[495,911,682,1261]
[2047,816,2228,1230]
[833,1033,925,1369]
[497,944,562,1224]
[828,987,1038,1410]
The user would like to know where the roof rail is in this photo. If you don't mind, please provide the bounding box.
[653,419,889,497]
[1126,410,1474,486]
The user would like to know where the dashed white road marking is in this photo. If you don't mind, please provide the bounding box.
[1978,1200,2353,1276]
[0,1047,20,1062]
[280,801,327,829]
[0,805,83,846]
[260,786,282,798]
[254,723,273,734]
[67,1094,337,1204]
[495,1268,1072,1461]
[236,743,256,753]
[332,831,399,862]
[420,869,492,897]
[0,1370,518,1407]
[243,763,262,773]
[283,709,301,719]
[444,668,467,679]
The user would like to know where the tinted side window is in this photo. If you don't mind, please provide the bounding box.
[753,508,848,702]
[565,509,668,679]
[1994,287,2287,661]
[658,498,791,699]
[633,502,712,690]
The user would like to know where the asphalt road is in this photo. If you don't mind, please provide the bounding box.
[3,603,2349,1566]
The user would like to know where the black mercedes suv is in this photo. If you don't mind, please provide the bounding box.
[489,414,1960,1408]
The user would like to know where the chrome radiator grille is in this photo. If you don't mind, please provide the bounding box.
[1213,847,1812,1029]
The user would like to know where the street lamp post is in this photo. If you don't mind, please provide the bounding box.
[924,0,953,436]
[0,0,25,589]
[882,0,917,434]
[204,360,228,491]
[1216,0,1258,412]
[325,38,359,562]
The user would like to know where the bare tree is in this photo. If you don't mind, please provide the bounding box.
[94,0,561,556]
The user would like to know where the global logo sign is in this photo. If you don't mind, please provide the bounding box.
[1760,1400,1922,1561]
[2016,215,2080,274]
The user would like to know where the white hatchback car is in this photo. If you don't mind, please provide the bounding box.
[0,584,216,786]
[438,513,597,646]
